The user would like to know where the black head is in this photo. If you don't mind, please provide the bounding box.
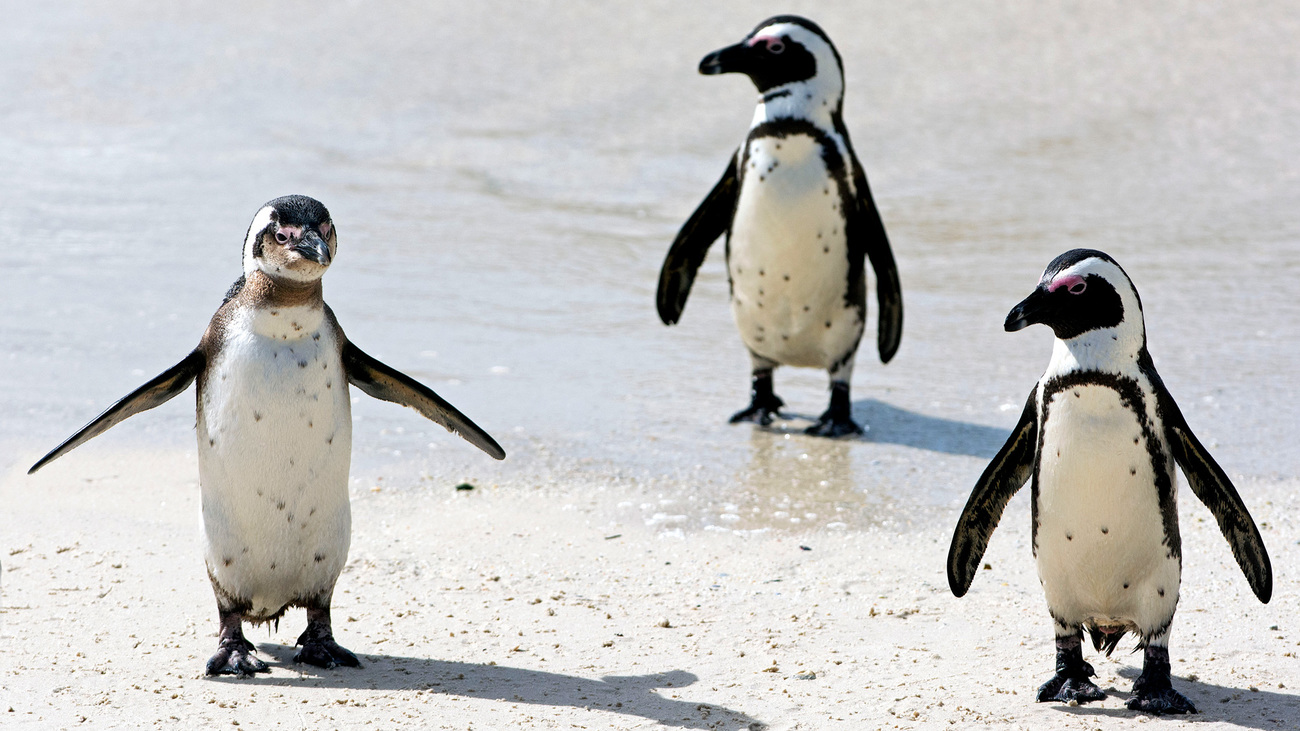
[1005,249,1140,341]
[699,16,842,95]
[242,195,337,282]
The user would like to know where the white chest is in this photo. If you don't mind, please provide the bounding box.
[199,306,348,454]
[1034,383,1180,634]
[728,134,862,368]
[196,305,353,618]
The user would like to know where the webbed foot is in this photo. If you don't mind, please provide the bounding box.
[206,638,270,676]
[1037,633,1106,705]
[804,382,861,438]
[205,613,271,677]
[1037,670,1106,704]
[294,606,361,669]
[729,402,783,426]
[804,414,863,437]
[294,635,360,669]
[1126,687,1196,714]
[1126,645,1196,715]
[729,370,783,426]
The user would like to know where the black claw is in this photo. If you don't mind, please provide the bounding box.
[206,610,270,677]
[293,637,360,669]
[1037,674,1106,704]
[729,403,782,426]
[1125,688,1197,715]
[294,607,361,670]
[206,637,270,677]
[1127,646,1197,715]
[730,370,783,426]
[804,416,863,437]
[1037,634,1106,705]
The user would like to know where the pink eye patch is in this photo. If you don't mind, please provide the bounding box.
[748,35,784,52]
[1048,274,1086,294]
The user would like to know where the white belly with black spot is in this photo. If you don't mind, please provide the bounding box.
[197,305,352,620]
[728,133,863,370]
[1035,384,1180,636]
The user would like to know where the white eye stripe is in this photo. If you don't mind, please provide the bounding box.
[243,206,277,273]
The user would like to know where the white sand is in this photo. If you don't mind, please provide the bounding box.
[3,450,1295,729]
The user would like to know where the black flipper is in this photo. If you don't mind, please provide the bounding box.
[947,386,1039,597]
[837,125,903,363]
[342,341,505,461]
[28,350,205,474]
[1142,356,1272,603]
[656,153,739,325]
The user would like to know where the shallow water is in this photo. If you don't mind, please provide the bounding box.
[3,1,1298,533]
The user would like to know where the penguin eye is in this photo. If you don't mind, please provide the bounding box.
[319,222,332,238]
[767,40,785,54]
[274,231,289,244]
[1068,281,1087,295]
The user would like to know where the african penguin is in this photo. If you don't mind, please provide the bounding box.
[29,195,506,676]
[947,249,1271,714]
[656,15,902,437]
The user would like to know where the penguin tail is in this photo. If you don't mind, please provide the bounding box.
[1086,625,1126,657]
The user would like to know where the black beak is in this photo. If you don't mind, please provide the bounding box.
[699,42,753,76]
[1005,287,1050,332]
[293,230,332,266]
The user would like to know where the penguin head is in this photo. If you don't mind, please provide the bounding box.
[699,16,844,106]
[242,195,337,283]
[1005,249,1145,345]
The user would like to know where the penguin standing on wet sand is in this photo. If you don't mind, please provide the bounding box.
[29,195,506,676]
[656,15,902,437]
[947,249,1271,714]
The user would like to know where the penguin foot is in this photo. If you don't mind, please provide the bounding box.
[731,369,783,426]
[1038,634,1105,705]
[1125,687,1196,715]
[294,626,361,669]
[804,381,860,437]
[294,637,360,669]
[1125,645,1196,714]
[205,638,270,677]
[1036,670,1106,704]
[729,401,783,426]
[804,413,863,438]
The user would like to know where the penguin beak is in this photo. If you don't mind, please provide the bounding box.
[293,230,332,266]
[699,42,754,76]
[1005,287,1051,332]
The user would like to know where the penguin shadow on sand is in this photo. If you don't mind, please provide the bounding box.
[762,398,1007,459]
[218,647,766,730]
[1052,666,1300,728]
[851,399,1007,458]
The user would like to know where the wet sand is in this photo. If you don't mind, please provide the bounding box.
[2,0,1299,728]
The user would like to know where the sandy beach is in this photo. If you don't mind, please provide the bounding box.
[3,1,1299,728]
[4,453,1298,729]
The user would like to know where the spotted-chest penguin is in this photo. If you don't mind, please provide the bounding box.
[29,195,506,676]
[947,249,1271,714]
[656,15,902,437]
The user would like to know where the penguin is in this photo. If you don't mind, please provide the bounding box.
[29,195,506,676]
[656,15,902,437]
[947,249,1271,714]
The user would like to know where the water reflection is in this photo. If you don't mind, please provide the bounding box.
[698,429,862,534]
